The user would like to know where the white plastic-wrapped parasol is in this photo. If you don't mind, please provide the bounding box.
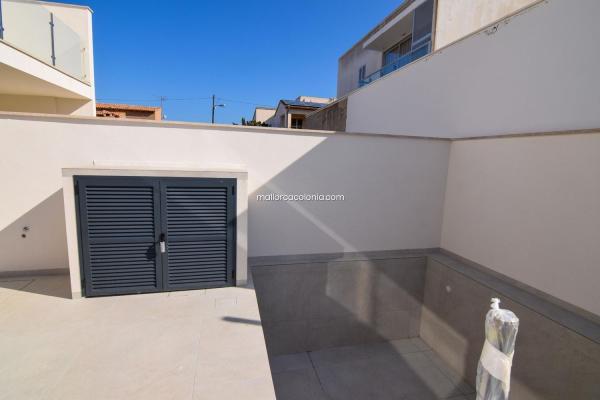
[476,298,519,400]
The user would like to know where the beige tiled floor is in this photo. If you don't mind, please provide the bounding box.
[270,338,476,400]
[0,275,275,400]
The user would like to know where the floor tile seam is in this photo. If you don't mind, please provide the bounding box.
[307,351,334,399]
[190,335,205,400]
[421,350,473,396]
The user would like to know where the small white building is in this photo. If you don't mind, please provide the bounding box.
[251,106,275,125]
[0,0,95,115]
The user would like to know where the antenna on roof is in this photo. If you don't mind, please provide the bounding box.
[159,96,167,120]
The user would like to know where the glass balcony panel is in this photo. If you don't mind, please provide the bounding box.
[0,0,88,82]
[2,0,53,65]
[53,16,85,80]
[359,42,431,88]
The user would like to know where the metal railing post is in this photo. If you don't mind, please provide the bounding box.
[0,0,5,40]
[49,13,56,65]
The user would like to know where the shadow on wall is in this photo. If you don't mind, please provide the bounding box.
[244,136,598,399]
[0,189,69,274]
[0,95,91,116]
[0,189,71,299]
[244,134,442,359]
[244,135,461,398]
[246,135,448,257]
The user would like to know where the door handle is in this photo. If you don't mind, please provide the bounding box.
[159,233,166,254]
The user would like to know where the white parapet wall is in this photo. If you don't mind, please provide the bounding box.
[346,0,600,138]
[441,131,600,316]
[433,0,539,50]
[0,113,450,275]
[0,112,598,317]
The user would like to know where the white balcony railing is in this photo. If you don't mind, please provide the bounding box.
[0,0,88,82]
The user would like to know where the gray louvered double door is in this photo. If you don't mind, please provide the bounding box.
[75,176,236,297]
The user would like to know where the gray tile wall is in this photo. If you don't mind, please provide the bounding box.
[421,257,600,400]
[253,250,599,399]
[252,256,427,355]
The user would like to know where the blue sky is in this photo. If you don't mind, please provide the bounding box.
[71,0,401,123]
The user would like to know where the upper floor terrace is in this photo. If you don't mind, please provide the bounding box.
[337,0,540,98]
[338,0,435,97]
[0,0,95,115]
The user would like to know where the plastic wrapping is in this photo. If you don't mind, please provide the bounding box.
[476,298,519,400]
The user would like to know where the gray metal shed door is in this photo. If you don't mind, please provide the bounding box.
[75,176,236,297]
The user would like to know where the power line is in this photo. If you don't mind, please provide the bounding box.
[97,95,267,106]
[162,97,211,102]
[97,96,211,102]
[97,94,271,123]
[96,97,159,102]
[218,97,272,107]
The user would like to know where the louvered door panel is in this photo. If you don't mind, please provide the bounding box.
[76,177,162,296]
[161,179,235,290]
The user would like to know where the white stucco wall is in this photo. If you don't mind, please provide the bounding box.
[253,108,275,124]
[441,132,600,316]
[346,0,600,138]
[337,47,382,98]
[0,114,450,273]
[434,0,539,50]
[1,113,597,316]
[269,103,287,128]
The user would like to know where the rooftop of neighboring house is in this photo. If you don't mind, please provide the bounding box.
[96,103,162,120]
[280,96,335,110]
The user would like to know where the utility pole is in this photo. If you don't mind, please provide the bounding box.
[211,94,225,124]
[211,95,215,124]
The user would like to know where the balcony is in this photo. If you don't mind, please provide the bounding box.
[0,0,90,83]
[359,41,431,88]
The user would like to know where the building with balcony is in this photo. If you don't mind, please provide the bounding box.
[338,0,434,98]
[0,0,95,115]
[306,0,595,135]
[337,0,538,98]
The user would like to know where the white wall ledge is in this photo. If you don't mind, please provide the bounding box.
[1,110,597,142]
[0,110,448,141]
